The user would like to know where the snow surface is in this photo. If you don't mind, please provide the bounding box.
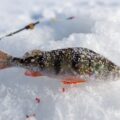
[0,0,120,120]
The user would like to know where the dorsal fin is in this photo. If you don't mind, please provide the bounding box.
[23,50,43,58]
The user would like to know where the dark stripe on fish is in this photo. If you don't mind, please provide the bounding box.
[53,51,63,74]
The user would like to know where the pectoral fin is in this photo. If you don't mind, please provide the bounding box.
[25,70,43,77]
[61,76,86,85]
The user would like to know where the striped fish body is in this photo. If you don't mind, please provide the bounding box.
[10,47,120,78]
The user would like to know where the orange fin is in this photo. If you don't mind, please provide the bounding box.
[61,77,86,85]
[25,71,43,77]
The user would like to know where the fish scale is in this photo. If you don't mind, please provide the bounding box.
[9,47,120,78]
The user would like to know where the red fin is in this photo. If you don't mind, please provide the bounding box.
[61,76,86,85]
[25,71,43,77]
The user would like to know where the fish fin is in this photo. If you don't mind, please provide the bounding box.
[0,50,11,69]
[25,70,43,77]
[61,76,86,85]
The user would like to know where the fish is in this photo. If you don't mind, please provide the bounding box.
[0,47,120,85]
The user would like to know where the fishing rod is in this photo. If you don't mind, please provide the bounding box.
[0,16,75,41]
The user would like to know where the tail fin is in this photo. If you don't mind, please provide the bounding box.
[0,50,11,69]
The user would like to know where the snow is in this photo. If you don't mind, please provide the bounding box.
[0,0,120,120]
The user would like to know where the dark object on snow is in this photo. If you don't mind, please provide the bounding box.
[0,16,75,41]
[0,21,39,40]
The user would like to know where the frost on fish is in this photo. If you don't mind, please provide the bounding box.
[9,47,120,79]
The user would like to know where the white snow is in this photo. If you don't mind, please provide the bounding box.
[0,0,120,120]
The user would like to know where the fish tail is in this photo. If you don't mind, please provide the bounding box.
[0,50,12,69]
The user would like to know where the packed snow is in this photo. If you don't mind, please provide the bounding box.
[0,0,120,120]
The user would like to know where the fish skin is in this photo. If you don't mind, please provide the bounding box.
[9,47,120,78]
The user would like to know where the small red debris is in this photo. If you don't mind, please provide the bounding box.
[35,97,40,103]
[26,114,36,120]
[62,88,65,92]
[67,16,75,20]
[26,115,29,118]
